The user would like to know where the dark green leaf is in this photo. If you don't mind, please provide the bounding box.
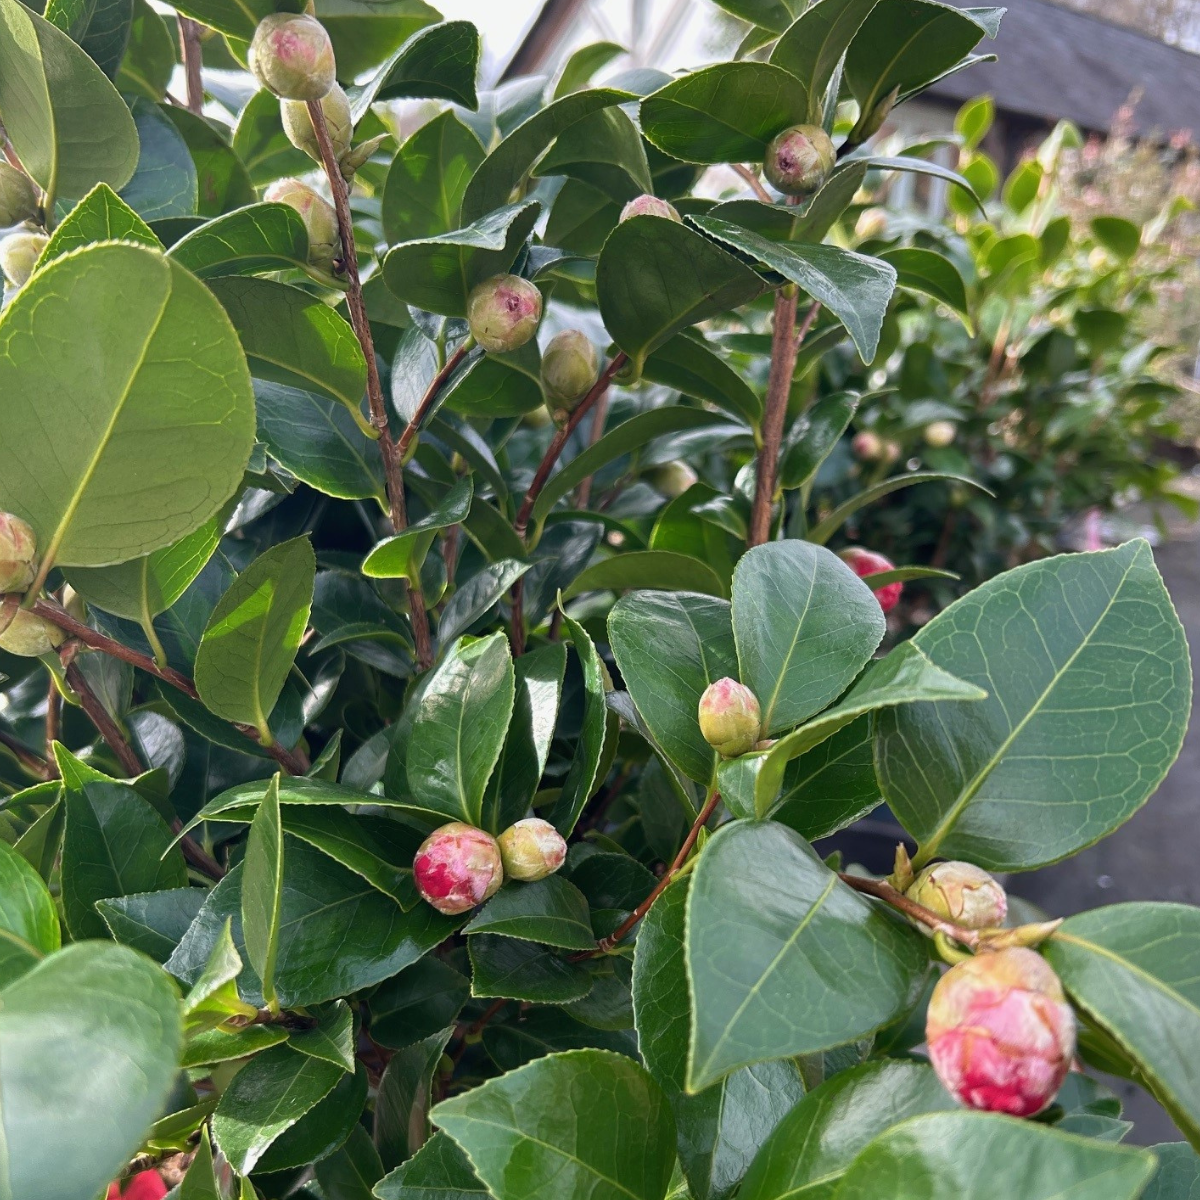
[880,246,971,330]
[375,1026,454,1168]
[115,0,174,101]
[233,89,311,186]
[350,20,480,119]
[363,478,474,582]
[642,334,762,424]
[369,957,471,1050]
[37,183,158,267]
[464,875,596,950]
[96,886,205,963]
[120,97,198,220]
[314,1124,387,1200]
[566,551,727,600]
[468,934,592,1003]
[1143,1143,1200,1200]
[376,1130,487,1199]
[256,1061,368,1171]
[242,773,284,1008]
[779,393,858,490]
[169,203,309,278]
[0,839,60,982]
[535,105,652,201]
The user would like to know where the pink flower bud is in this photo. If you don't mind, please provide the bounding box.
[249,13,336,101]
[0,513,38,593]
[280,84,352,165]
[839,546,902,614]
[0,164,38,228]
[0,230,47,289]
[698,677,761,758]
[413,822,503,915]
[541,329,597,412]
[763,125,835,198]
[907,861,1007,930]
[264,179,341,273]
[0,609,65,658]
[924,420,957,448]
[467,274,542,354]
[927,947,1076,1117]
[620,194,682,223]
[497,818,567,882]
[851,430,883,461]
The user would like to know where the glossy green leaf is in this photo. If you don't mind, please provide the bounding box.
[212,1042,342,1174]
[634,881,806,1200]
[170,0,282,40]
[242,773,284,1009]
[1046,904,1200,1147]
[710,0,803,32]
[1143,1143,1200,1200]
[316,0,439,80]
[469,934,592,1003]
[856,154,985,213]
[376,1129,487,1198]
[363,478,474,582]
[37,183,158,267]
[256,1061,368,1171]
[0,0,138,198]
[381,202,540,318]
[0,839,59,982]
[382,109,486,244]
[610,591,738,786]
[878,541,1191,870]
[880,247,972,330]
[96,886,206,963]
[441,559,532,650]
[686,820,926,1090]
[45,0,133,79]
[432,1049,676,1200]
[597,215,765,374]
[771,0,883,122]
[163,105,255,218]
[779,393,858,490]
[739,1059,954,1200]
[167,845,460,1009]
[233,88,311,186]
[807,471,988,544]
[535,105,652,201]
[640,64,809,164]
[375,1025,454,1168]
[0,243,254,575]
[349,20,479,119]
[194,537,316,739]
[61,781,187,940]
[314,1123,387,1200]
[834,1110,1154,1199]
[209,276,369,428]
[694,217,897,362]
[566,551,727,600]
[115,0,174,101]
[547,616,615,836]
[407,632,515,825]
[168,203,309,278]
[642,334,762,424]
[464,875,596,950]
[444,340,544,417]
[553,39,626,98]
[369,958,471,1050]
[120,97,197,220]
[0,942,183,1200]
[733,540,884,737]
[256,380,387,503]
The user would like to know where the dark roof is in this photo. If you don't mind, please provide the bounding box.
[931,0,1200,135]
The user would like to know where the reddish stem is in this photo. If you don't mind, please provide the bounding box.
[178,17,204,114]
[838,872,981,949]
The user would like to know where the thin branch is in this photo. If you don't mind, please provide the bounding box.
[575,789,722,959]
[396,342,472,463]
[748,298,821,547]
[178,16,204,114]
[509,353,627,656]
[306,98,435,671]
[0,727,51,781]
[838,872,982,949]
[731,163,772,203]
[34,600,307,776]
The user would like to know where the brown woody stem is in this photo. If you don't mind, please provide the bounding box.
[0,727,52,780]
[178,17,204,114]
[306,98,435,671]
[572,382,611,510]
[731,163,772,203]
[838,872,982,949]
[575,789,722,959]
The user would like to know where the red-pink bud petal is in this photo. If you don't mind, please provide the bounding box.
[839,546,902,614]
[248,13,336,101]
[413,822,503,915]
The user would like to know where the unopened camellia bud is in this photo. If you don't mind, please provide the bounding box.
[855,206,889,241]
[280,84,352,165]
[0,513,38,593]
[541,329,597,416]
[413,822,503,915]
[0,230,47,289]
[249,13,336,101]
[908,861,1007,931]
[497,818,568,882]
[646,460,699,499]
[619,194,681,223]
[0,164,39,228]
[927,947,1075,1117]
[467,274,542,354]
[763,125,836,198]
[264,179,341,273]
[839,546,902,614]
[924,420,957,448]
[0,609,66,658]
[698,677,761,758]
[851,430,883,461]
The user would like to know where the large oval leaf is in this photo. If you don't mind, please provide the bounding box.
[0,942,183,1200]
[0,0,139,198]
[0,839,60,983]
[1045,904,1200,1147]
[834,1110,1154,1200]
[37,183,158,267]
[685,820,926,1091]
[168,203,310,278]
[431,1049,676,1200]
[877,540,1191,871]
[0,242,254,578]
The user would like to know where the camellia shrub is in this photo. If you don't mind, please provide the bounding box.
[1,1,1199,1198]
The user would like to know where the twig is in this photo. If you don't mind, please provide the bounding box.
[574,789,722,959]
[396,343,472,463]
[731,163,772,203]
[34,600,307,776]
[509,354,627,656]
[838,872,982,949]
[0,727,51,781]
[306,99,435,671]
[178,16,204,114]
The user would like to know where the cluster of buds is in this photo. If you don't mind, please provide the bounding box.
[839,546,902,615]
[851,430,901,464]
[249,13,336,101]
[467,274,543,354]
[413,818,567,914]
[0,514,63,657]
[541,329,598,423]
[264,179,341,275]
[763,125,835,198]
[698,678,762,758]
[620,194,682,223]
[927,946,1076,1117]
